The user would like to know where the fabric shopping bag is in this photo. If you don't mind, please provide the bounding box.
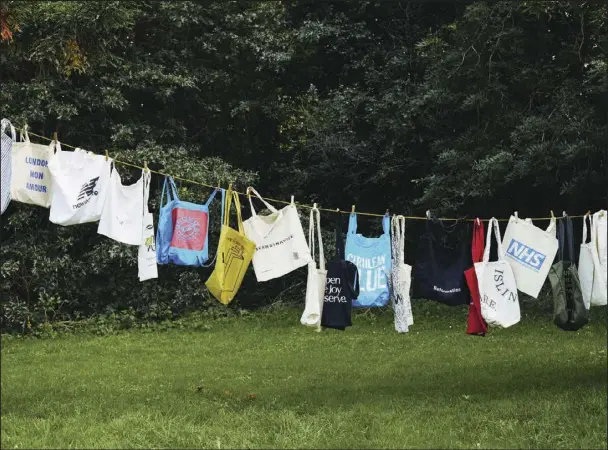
[156,176,221,267]
[591,209,607,306]
[242,187,311,282]
[502,212,558,298]
[465,218,487,336]
[301,205,327,331]
[10,126,55,208]
[48,146,112,225]
[549,214,588,331]
[1,119,15,214]
[579,215,606,308]
[345,213,392,307]
[390,215,413,333]
[206,187,255,305]
[138,174,158,282]
[412,212,471,306]
[97,165,150,246]
[475,218,520,328]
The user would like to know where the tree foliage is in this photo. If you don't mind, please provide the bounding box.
[1,1,606,331]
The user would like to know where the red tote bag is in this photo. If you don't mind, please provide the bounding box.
[465,218,487,336]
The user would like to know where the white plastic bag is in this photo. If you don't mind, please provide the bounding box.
[300,206,327,330]
[48,147,111,225]
[476,218,521,328]
[1,119,15,214]
[97,166,150,246]
[10,126,55,208]
[502,212,558,298]
[243,187,311,282]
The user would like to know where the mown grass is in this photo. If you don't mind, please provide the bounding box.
[1,303,607,449]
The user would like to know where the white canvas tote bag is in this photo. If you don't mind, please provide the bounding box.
[390,215,413,333]
[138,173,158,281]
[10,126,55,208]
[476,218,521,328]
[502,212,558,298]
[301,206,327,331]
[98,165,150,246]
[243,187,311,282]
[1,119,15,214]
[579,215,606,308]
[590,210,607,306]
[48,147,112,225]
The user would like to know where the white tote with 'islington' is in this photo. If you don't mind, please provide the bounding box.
[10,126,55,208]
[97,165,151,246]
[475,218,521,328]
[300,205,327,331]
[48,147,112,226]
[501,212,558,298]
[243,187,311,282]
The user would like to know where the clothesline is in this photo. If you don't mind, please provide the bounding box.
[23,128,588,222]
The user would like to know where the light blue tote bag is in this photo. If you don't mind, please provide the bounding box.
[345,213,392,307]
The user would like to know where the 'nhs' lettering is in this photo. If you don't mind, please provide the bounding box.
[506,239,546,271]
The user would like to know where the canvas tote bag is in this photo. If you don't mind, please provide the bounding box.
[1,119,15,214]
[578,215,606,308]
[591,210,607,306]
[206,186,256,304]
[243,187,311,282]
[48,147,112,225]
[138,172,158,282]
[301,206,327,331]
[549,215,588,331]
[390,215,413,333]
[97,165,150,246]
[11,126,55,208]
[502,212,558,298]
[465,218,487,336]
[345,213,392,307]
[475,218,520,328]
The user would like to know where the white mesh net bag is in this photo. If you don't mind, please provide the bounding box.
[1,119,15,215]
[390,215,413,333]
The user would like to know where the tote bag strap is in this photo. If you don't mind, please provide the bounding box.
[347,212,357,234]
[19,124,30,142]
[335,213,345,260]
[546,216,556,234]
[204,187,220,207]
[308,206,324,270]
[563,214,575,263]
[483,218,503,263]
[0,119,16,141]
[582,215,591,244]
[160,176,179,207]
[232,191,245,235]
[471,218,485,263]
[382,213,390,235]
[246,186,278,216]
[199,188,226,268]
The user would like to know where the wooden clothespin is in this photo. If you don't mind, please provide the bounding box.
[291,195,295,204]
[52,131,58,143]
[336,208,340,214]
[105,150,109,161]
[143,160,149,172]
[351,205,355,214]
[585,210,591,217]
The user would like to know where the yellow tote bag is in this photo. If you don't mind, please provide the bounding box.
[206,187,255,305]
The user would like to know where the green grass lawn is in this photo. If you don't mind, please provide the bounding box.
[2,304,607,449]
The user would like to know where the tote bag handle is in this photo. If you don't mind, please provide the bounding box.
[246,186,278,216]
[557,214,575,263]
[308,206,325,271]
[348,212,358,234]
[1,119,16,141]
[160,176,179,207]
[471,218,485,263]
[482,218,505,263]
[223,186,246,235]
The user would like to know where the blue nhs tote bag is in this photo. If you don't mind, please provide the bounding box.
[156,176,223,267]
[345,213,392,307]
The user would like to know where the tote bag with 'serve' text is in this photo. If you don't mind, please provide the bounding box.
[345,213,391,308]
[502,212,558,298]
[11,126,55,208]
[1,119,15,214]
[206,187,255,304]
[475,218,520,328]
[243,187,311,282]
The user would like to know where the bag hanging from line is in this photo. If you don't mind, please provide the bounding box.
[501,212,558,299]
[412,213,471,306]
[475,218,520,328]
[465,218,487,336]
[1,119,15,214]
[591,209,607,306]
[97,164,151,246]
[301,206,327,331]
[206,186,255,305]
[321,214,359,331]
[242,187,311,282]
[345,212,391,308]
[390,215,413,333]
[10,126,55,208]
[578,215,607,308]
[155,176,222,267]
[48,147,112,226]
[138,171,158,282]
[549,214,588,331]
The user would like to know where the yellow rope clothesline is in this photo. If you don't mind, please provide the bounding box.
[22,129,590,223]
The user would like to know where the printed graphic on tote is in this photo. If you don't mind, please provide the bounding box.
[145,224,155,251]
[506,239,547,272]
[222,243,245,292]
[325,277,347,303]
[25,156,50,193]
[171,208,208,250]
[73,177,99,209]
